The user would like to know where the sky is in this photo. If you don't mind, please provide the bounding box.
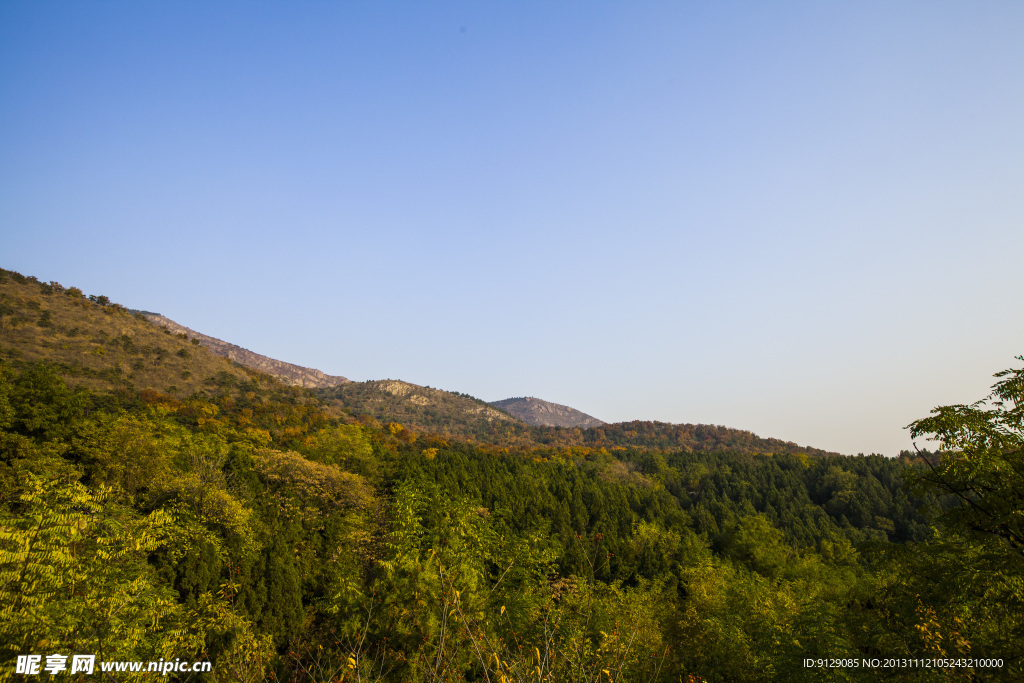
[2,1,1022,456]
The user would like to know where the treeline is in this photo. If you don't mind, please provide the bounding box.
[535,421,840,456]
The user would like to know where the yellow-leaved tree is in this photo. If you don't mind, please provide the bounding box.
[0,475,272,679]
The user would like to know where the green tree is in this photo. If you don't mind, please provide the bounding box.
[900,356,1024,676]
[6,364,87,442]
[0,477,201,663]
[908,357,1024,554]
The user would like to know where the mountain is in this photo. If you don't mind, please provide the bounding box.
[142,313,350,388]
[0,268,260,396]
[318,380,528,441]
[490,396,604,429]
[2,265,841,456]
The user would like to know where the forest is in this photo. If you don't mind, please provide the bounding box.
[1,269,1022,681]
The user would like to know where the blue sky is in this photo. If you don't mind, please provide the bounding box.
[2,1,1022,455]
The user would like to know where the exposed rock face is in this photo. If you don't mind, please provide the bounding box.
[320,380,521,438]
[143,313,350,388]
[378,380,414,397]
[490,396,604,429]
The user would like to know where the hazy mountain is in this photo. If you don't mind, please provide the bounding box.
[490,396,605,429]
[142,313,350,388]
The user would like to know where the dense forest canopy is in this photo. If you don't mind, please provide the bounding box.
[1,268,1021,681]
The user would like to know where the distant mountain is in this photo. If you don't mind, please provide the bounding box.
[143,313,350,389]
[318,380,527,441]
[490,396,604,429]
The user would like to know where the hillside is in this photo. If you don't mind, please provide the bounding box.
[491,396,605,428]
[318,379,528,440]
[143,313,350,388]
[0,268,262,396]
[558,419,842,456]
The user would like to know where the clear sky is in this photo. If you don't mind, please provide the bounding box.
[2,1,1022,455]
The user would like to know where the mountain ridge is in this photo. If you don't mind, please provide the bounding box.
[2,266,844,456]
[142,313,351,388]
